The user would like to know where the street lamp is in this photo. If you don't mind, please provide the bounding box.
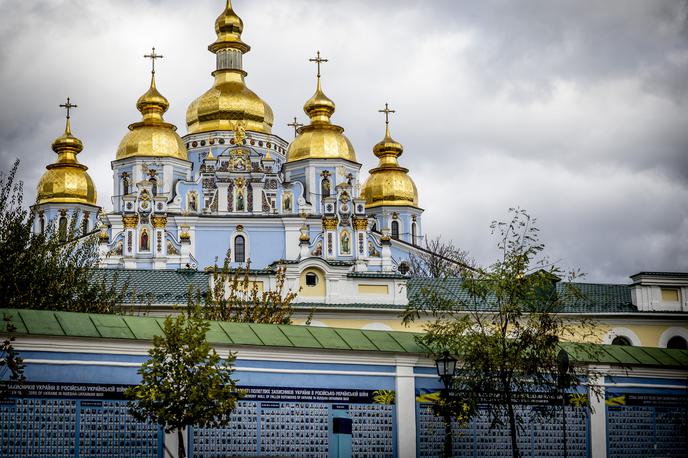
[435,351,457,458]
[557,349,570,458]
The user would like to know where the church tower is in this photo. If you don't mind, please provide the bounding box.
[284,52,369,262]
[362,104,422,246]
[34,99,100,240]
[104,49,194,269]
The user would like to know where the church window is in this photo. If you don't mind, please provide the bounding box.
[81,217,89,236]
[667,336,687,350]
[39,214,45,234]
[234,235,246,263]
[305,272,318,287]
[149,177,158,196]
[391,221,399,240]
[58,216,68,242]
[321,177,331,199]
[411,223,417,245]
[398,262,410,275]
[611,336,632,346]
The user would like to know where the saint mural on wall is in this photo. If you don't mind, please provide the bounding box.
[340,231,351,255]
[236,191,245,211]
[140,229,150,251]
[188,192,198,212]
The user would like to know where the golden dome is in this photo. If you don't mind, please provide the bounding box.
[37,115,97,206]
[116,74,188,161]
[362,123,419,208]
[286,77,357,163]
[186,0,273,135]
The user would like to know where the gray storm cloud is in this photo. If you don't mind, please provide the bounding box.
[0,0,686,282]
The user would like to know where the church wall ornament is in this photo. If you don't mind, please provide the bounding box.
[322,217,338,231]
[123,215,139,229]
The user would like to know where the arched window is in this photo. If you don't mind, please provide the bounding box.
[391,220,399,240]
[58,216,68,242]
[82,217,89,236]
[234,235,246,263]
[39,214,45,234]
[667,336,688,350]
[611,336,632,346]
[411,223,417,245]
[321,178,330,199]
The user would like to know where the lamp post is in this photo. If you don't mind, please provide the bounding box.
[557,349,570,458]
[435,351,457,458]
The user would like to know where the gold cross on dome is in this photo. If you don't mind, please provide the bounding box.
[379,102,395,125]
[309,50,328,78]
[144,47,164,75]
[287,117,304,137]
[59,97,77,119]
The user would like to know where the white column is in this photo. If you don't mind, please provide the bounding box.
[252,183,265,213]
[589,374,607,458]
[395,357,418,458]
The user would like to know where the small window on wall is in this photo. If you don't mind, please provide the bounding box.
[411,223,417,245]
[234,235,246,263]
[661,288,680,303]
[305,272,318,287]
[611,336,632,346]
[391,220,399,240]
[667,336,687,350]
[58,216,68,242]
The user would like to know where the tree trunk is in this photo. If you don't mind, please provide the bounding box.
[506,394,520,458]
[177,428,186,458]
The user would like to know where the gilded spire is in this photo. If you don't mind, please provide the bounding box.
[373,102,403,164]
[304,51,335,124]
[52,97,84,163]
[137,47,169,123]
[286,51,357,163]
[186,0,274,135]
[36,98,97,205]
[116,48,187,160]
[210,0,249,53]
[361,104,418,208]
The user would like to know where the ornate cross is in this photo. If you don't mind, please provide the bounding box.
[287,117,304,137]
[309,50,328,78]
[144,47,164,75]
[379,102,395,125]
[59,97,77,119]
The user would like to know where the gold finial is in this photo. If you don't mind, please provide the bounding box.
[144,47,164,76]
[309,50,328,79]
[287,117,304,138]
[59,97,77,134]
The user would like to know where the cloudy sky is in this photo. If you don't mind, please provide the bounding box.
[1,0,686,283]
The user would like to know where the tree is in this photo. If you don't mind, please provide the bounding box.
[125,304,241,458]
[408,236,474,278]
[403,208,599,458]
[0,160,128,312]
[202,255,298,324]
[1,313,26,399]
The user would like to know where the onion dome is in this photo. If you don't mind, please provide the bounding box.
[116,69,187,161]
[37,100,97,205]
[362,106,418,208]
[186,0,273,135]
[286,53,357,163]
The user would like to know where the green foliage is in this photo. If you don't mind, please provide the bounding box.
[203,255,298,324]
[404,208,599,458]
[0,160,128,312]
[408,236,474,278]
[126,304,241,457]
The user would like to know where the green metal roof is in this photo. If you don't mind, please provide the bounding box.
[2,309,686,369]
[560,342,688,369]
[406,278,640,314]
[0,309,426,354]
[95,269,210,305]
[90,268,687,314]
